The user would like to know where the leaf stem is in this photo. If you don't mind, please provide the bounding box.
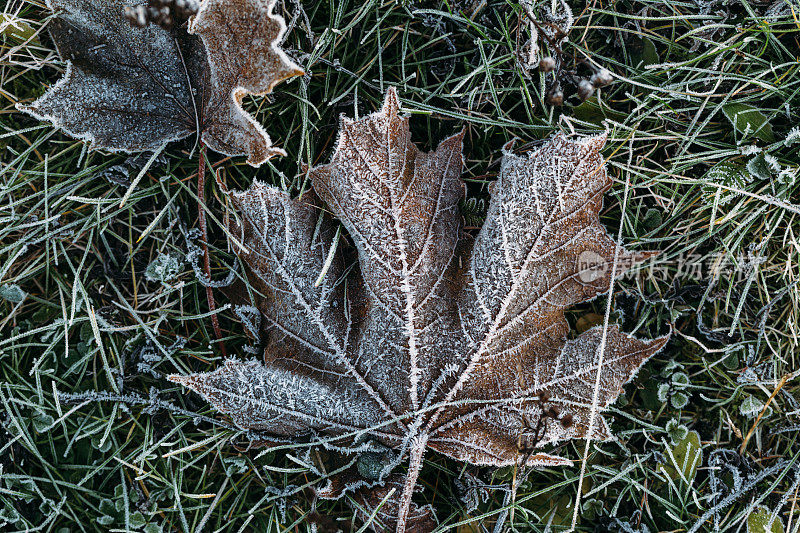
[197,144,227,357]
[395,435,427,533]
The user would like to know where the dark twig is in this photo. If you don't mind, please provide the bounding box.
[197,145,227,357]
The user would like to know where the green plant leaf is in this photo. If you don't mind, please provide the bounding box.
[659,430,702,483]
[741,395,768,419]
[572,97,626,126]
[722,103,775,143]
[747,506,784,533]
[0,14,38,44]
[130,511,146,529]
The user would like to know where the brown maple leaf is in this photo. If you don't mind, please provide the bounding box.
[16,0,301,166]
[170,90,669,531]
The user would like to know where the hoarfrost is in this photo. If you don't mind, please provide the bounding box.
[171,90,669,531]
[0,284,26,303]
[144,251,184,286]
[17,0,301,166]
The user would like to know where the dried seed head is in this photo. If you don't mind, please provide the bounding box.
[123,0,199,30]
[590,68,613,88]
[560,413,574,428]
[123,5,147,27]
[539,390,552,403]
[170,0,200,18]
[546,406,560,418]
[577,79,594,101]
[538,56,556,73]
[546,85,563,106]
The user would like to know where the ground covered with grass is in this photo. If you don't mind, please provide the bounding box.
[2,0,800,531]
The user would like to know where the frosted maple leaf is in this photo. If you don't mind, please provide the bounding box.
[17,0,302,166]
[171,90,669,531]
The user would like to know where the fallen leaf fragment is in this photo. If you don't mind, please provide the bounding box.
[170,89,669,531]
[17,0,301,166]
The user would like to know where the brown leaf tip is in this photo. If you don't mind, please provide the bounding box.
[382,86,401,118]
[338,88,400,135]
[167,373,194,388]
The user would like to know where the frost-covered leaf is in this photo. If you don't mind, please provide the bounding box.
[665,418,688,444]
[144,251,183,286]
[129,511,146,529]
[703,162,751,206]
[98,151,168,187]
[785,127,800,147]
[748,506,785,533]
[31,411,54,433]
[17,0,301,166]
[0,283,26,303]
[171,90,669,531]
[741,394,768,419]
[671,391,689,409]
[747,152,779,181]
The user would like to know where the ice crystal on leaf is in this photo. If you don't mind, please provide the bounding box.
[170,89,669,531]
[17,0,302,166]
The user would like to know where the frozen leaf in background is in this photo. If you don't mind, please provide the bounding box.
[0,13,38,45]
[659,430,702,483]
[351,476,438,532]
[722,103,775,143]
[171,90,669,531]
[98,151,168,187]
[747,506,784,533]
[572,97,626,126]
[17,0,301,166]
[144,251,184,286]
[641,207,663,231]
[0,284,26,303]
[187,0,303,163]
[528,493,574,527]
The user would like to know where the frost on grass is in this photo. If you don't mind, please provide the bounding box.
[98,151,168,187]
[171,89,670,531]
[17,0,302,166]
[689,449,799,533]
